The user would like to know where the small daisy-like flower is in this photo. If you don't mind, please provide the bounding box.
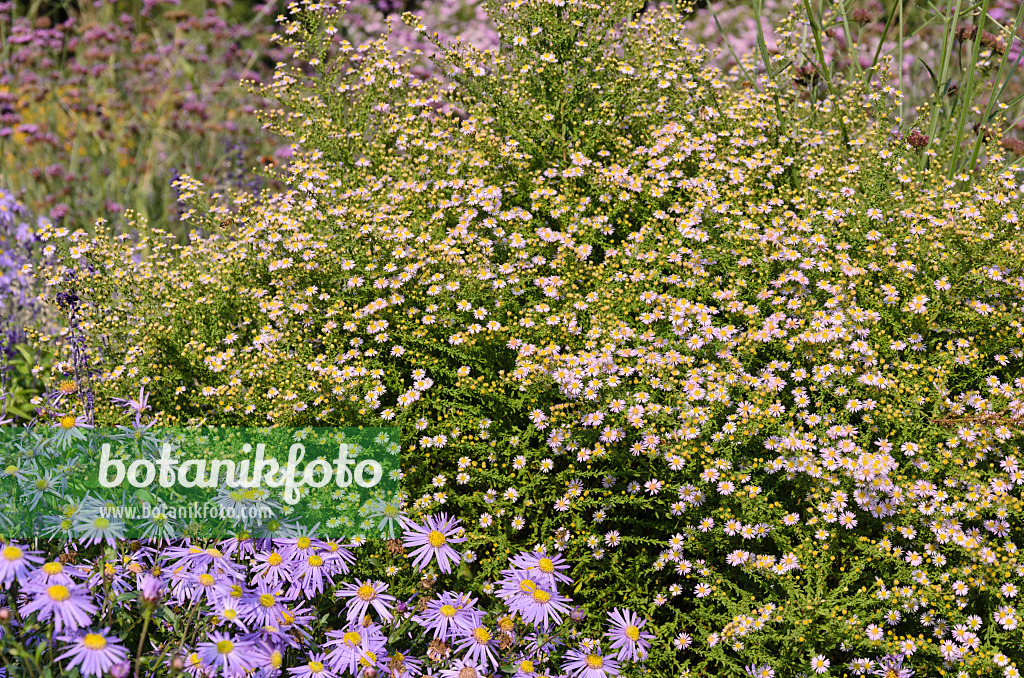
[810,654,830,674]
[604,608,655,662]
[197,631,257,677]
[400,513,466,574]
[335,579,396,625]
[561,646,620,678]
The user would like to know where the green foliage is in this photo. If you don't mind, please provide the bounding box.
[2,342,54,421]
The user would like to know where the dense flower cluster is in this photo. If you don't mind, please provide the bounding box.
[18,0,1024,676]
[0,513,657,678]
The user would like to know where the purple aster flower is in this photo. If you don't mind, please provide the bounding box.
[513,657,543,678]
[197,632,257,678]
[512,582,573,631]
[185,570,235,606]
[324,622,388,676]
[745,665,775,678]
[561,647,620,678]
[453,624,500,670]
[315,539,356,575]
[162,543,243,580]
[20,583,97,632]
[411,591,484,640]
[604,608,655,662]
[0,543,43,587]
[497,569,571,630]
[26,560,86,588]
[287,653,337,678]
[439,658,487,678]
[252,549,294,589]
[242,583,290,628]
[335,579,396,625]
[873,654,914,678]
[400,513,466,574]
[288,550,336,599]
[508,549,573,588]
[56,628,129,677]
[213,596,251,633]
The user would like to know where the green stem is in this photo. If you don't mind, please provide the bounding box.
[925,0,965,163]
[134,608,152,678]
[948,0,992,178]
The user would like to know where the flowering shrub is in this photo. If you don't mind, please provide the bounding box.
[17,0,1024,677]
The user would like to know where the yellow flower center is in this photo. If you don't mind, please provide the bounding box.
[59,415,77,429]
[538,557,554,573]
[270,651,283,668]
[520,660,535,674]
[59,380,77,395]
[586,654,604,669]
[205,548,222,558]
[473,626,491,643]
[199,574,215,586]
[82,634,107,651]
[2,546,22,561]
[343,631,362,646]
[532,589,551,604]
[356,583,376,601]
[308,555,323,567]
[359,651,377,667]
[258,593,276,607]
[297,537,311,549]
[308,661,324,672]
[625,625,640,641]
[440,604,457,617]
[519,578,537,593]
[217,640,234,655]
[4,465,17,475]
[267,553,282,566]
[93,517,110,530]
[428,530,446,547]
[223,609,237,619]
[48,585,71,602]
[42,562,63,575]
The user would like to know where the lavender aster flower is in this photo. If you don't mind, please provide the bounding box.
[287,653,337,678]
[56,628,129,677]
[604,608,655,662]
[20,582,97,632]
[872,654,914,678]
[561,647,620,678]
[197,632,257,678]
[0,543,43,587]
[400,513,466,574]
[453,624,500,670]
[411,591,484,640]
[335,579,396,624]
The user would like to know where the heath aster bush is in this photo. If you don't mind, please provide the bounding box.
[25,0,1024,676]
